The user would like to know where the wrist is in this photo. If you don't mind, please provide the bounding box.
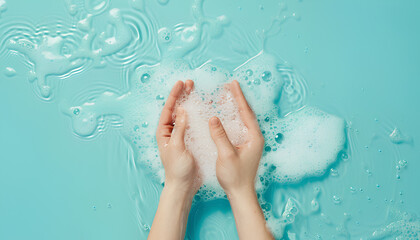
[226,185,258,202]
[162,181,195,201]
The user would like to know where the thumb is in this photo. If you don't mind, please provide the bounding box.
[171,107,187,147]
[209,117,236,157]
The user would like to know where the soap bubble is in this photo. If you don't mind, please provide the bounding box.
[141,73,151,83]
[261,71,272,82]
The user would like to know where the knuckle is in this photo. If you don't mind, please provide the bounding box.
[222,150,236,160]
[214,128,227,139]
[255,134,265,148]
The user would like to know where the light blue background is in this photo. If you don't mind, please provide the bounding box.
[1,0,419,239]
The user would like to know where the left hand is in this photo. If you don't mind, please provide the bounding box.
[156,80,200,198]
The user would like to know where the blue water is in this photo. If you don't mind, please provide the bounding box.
[1,0,419,239]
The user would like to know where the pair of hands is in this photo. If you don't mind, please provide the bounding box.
[151,79,274,240]
[156,79,264,199]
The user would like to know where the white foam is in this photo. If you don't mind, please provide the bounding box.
[258,107,346,187]
[177,87,248,189]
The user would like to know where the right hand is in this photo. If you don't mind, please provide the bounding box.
[208,80,265,197]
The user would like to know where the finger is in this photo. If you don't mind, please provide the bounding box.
[158,81,184,126]
[229,80,260,133]
[170,107,187,148]
[209,117,236,157]
[185,79,194,94]
[157,81,184,144]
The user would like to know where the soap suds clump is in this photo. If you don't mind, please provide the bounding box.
[257,107,346,189]
[176,87,248,190]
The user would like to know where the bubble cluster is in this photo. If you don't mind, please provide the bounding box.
[371,213,420,239]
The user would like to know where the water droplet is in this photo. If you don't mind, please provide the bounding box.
[107,203,112,208]
[341,152,348,160]
[253,78,261,85]
[0,0,7,14]
[350,187,356,193]
[264,146,271,152]
[143,224,150,231]
[275,133,284,144]
[286,213,294,223]
[134,125,140,132]
[158,27,172,42]
[330,168,339,177]
[261,71,272,82]
[261,203,271,211]
[389,128,411,144]
[157,0,169,5]
[141,73,151,83]
[142,122,149,128]
[4,67,16,77]
[397,159,407,168]
[246,69,253,76]
[264,116,270,122]
[156,94,164,100]
[311,199,319,212]
[211,67,217,71]
[73,108,80,115]
[314,186,321,195]
[332,195,342,204]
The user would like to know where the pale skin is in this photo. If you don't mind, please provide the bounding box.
[148,80,274,240]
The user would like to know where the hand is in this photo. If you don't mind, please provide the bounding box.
[156,80,200,198]
[208,80,273,240]
[149,80,199,240]
[209,80,264,197]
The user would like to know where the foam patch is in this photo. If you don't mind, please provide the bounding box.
[176,87,248,189]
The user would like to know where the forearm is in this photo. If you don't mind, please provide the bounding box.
[228,188,274,240]
[148,185,193,240]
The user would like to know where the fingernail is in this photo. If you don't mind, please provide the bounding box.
[210,117,219,126]
[185,86,191,93]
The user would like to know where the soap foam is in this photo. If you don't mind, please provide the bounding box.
[176,87,248,189]
[257,107,346,188]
